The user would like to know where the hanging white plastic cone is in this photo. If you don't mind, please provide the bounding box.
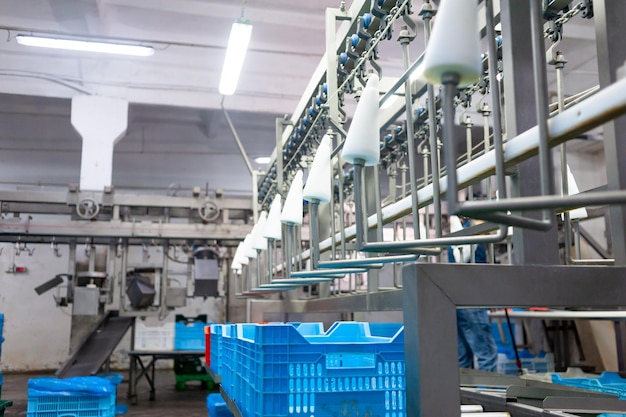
[230,259,242,272]
[242,234,257,259]
[450,215,472,263]
[342,74,381,166]
[566,165,588,220]
[234,242,249,266]
[263,195,283,240]
[251,211,268,251]
[280,170,304,226]
[422,0,482,87]
[303,134,332,203]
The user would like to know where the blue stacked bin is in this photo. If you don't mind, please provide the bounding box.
[552,372,626,399]
[207,393,234,417]
[27,377,116,417]
[175,315,210,350]
[222,322,405,417]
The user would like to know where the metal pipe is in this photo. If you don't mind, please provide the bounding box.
[531,0,555,216]
[222,100,254,176]
[401,163,408,239]
[422,5,442,239]
[556,50,573,264]
[422,147,431,239]
[295,74,626,259]
[256,250,262,289]
[119,241,129,313]
[353,160,367,248]
[267,239,274,284]
[574,219,582,259]
[310,200,321,269]
[246,260,253,292]
[159,240,169,320]
[338,152,347,259]
[481,103,492,200]
[464,116,474,203]
[442,73,461,213]
[373,167,384,242]
[285,224,293,279]
[399,27,422,241]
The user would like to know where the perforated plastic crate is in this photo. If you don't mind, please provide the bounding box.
[175,315,209,350]
[496,349,554,375]
[220,325,237,398]
[552,372,626,399]
[27,392,115,417]
[27,377,116,417]
[134,322,174,351]
[209,325,225,376]
[207,393,233,417]
[231,322,405,417]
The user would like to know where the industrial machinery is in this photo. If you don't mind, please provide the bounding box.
[224,0,626,415]
[0,184,253,376]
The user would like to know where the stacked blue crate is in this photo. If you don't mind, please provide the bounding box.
[229,322,405,417]
[491,321,554,374]
[27,377,116,417]
[552,372,626,399]
[210,324,225,376]
[174,315,211,350]
[207,393,234,417]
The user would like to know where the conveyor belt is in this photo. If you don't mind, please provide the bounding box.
[56,311,133,378]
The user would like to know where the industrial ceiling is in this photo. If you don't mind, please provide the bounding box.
[0,0,602,195]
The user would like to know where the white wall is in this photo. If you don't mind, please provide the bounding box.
[0,243,72,371]
[0,242,226,372]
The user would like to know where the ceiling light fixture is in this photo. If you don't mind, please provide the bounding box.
[254,156,271,164]
[219,16,253,96]
[15,34,154,57]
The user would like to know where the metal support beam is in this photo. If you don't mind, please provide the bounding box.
[0,218,251,240]
[500,0,559,265]
[595,0,626,266]
[402,263,626,417]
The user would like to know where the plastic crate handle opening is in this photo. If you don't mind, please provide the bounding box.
[326,353,376,369]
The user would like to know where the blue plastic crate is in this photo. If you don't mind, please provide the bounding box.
[495,349,554,375]
[175,319,210,351]
[27,377,116,417]
[206,393,233,417]
[231,322,405,417]
[210,325,224,376]
[97,373,123,387]
[552,372,626,400]
[221,325,237,398]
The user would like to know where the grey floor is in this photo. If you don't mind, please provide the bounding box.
[2,370,211,417]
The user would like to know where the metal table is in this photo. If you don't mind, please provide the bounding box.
[126,349,204,404]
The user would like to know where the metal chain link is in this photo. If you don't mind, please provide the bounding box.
[544,1,585,38]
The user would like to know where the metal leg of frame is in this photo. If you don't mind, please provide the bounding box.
[402,263,626,417]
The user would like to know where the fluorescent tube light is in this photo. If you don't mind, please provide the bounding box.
[16,34,154,57]
[219,18,253,96]
[254,156,271,164]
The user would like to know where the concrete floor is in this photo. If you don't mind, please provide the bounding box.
[2,370,212,417]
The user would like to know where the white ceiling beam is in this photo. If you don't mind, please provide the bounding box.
[102,0,325,30]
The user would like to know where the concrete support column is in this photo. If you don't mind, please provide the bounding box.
[71,96,129,191]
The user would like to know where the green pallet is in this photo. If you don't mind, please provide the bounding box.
[174,357,205,375]
[0,400,12,417]
[175,373,214,391]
